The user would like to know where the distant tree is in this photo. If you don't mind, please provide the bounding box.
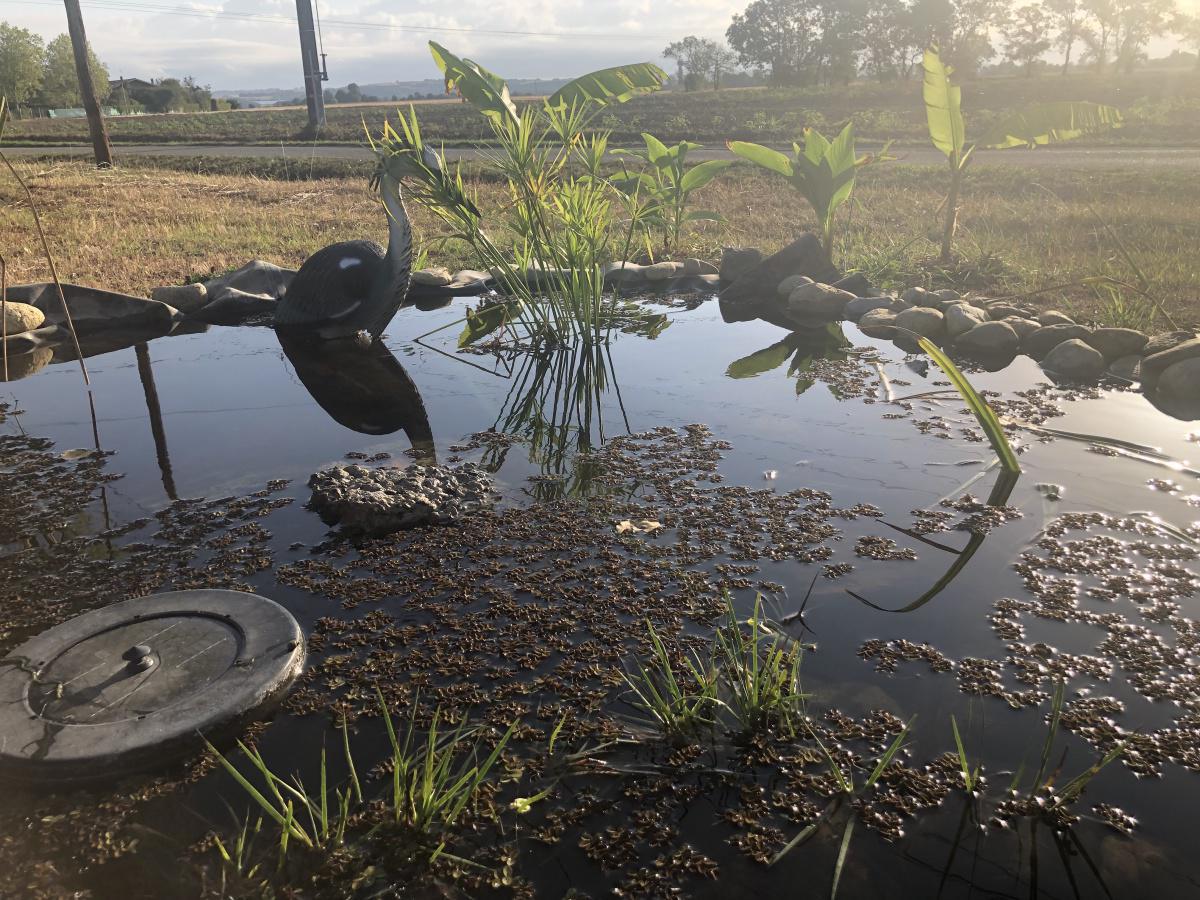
[663,36,712,90]
[726,0,813,85]
[860,0,916,80]
[1005,4,1052,74]
[38,33,109,108]
[1174,11,1200,69]
[1081,0,1119,70]
[906,0,1009,76]
[708,43,741,88]
[1046,0,1088,72]
[0,22,45,105]
[1113,0,1174,73]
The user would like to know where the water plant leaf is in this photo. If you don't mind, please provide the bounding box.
[458,301,518,348]
[726,339,797,379]
[428,42,518,129]
[923,46,966,164]
[547,63,667,110]
[979,101,1123,149]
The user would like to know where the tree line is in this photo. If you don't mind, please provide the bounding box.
[0,21,216,113]
[666,0,1200,89]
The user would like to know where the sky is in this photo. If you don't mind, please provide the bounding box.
[2,0,1195,91]
[2,0,742,90]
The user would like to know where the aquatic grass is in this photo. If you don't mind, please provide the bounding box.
[950,715,981,793]
[913,334,1020,474]
[714,594,808,735]
[622,619,720,740]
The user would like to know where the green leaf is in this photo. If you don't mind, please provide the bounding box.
[922,46,966,163]
[683,209,724,222]
[679,159,733,193]
[547,63,666,110]
[428,42,518,129]
[726,339,796,378]
[979,101,1123,149]
[728,141,793,177]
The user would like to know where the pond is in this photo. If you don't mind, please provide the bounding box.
[1,293,1198,898]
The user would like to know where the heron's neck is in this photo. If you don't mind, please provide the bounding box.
[379,174,412,288]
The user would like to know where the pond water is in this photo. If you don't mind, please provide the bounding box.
[2,295,1198,898]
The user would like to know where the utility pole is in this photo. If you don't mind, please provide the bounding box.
[295,0,326,135]
[63,0,113,167]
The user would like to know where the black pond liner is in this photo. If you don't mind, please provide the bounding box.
[0,295,1197,898]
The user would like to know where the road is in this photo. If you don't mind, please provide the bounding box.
[4,143,1197,169]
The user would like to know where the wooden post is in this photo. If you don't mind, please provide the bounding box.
[62,0,113,167]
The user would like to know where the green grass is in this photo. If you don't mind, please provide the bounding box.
[5,68,1199,147]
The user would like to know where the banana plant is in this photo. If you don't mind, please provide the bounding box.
[923,46,1122,262]
[611,134,732,255]
[728,123,889,262]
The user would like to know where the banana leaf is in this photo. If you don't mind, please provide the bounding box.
[726,339,797,379]
[547,63,667,111]
[922,46,966,164]
[979,101,1123,149]
[429,42,518,129]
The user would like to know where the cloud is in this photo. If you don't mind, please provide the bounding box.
[2,0,739,89]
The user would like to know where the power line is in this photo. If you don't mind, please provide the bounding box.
[7,0,678,40]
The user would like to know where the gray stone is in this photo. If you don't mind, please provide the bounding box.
[309,461,495,534]
[192,289,277,325]
[858,309,898,337]
[932,288,961,304]
[944,303,989,338]
[1084,327,1149,360]
[1143,330,1196,356]
[894,306,946,339]
[1041,338,1106,381]
[0,346,52,382]
[1140,337,1200,384]
[720,247,763,284]
[844,296,896,320]
[644,261,684,281]
[901,286,933,306]
[1038,310,1075,326]
[986,303,1031,319]
[777,274,813,297]
[0,590,303,782]
[1004,317,1041,340]
[602,261,647,286]
[1022,323,1092,360]
[1157,357,1200,405]
[832,273,874,297]
[955,321,1020,356]
[1107,354,1142,382]
[719,234,840,323]
[683,257,719,276]
[786,282,854,326]
[151,283,208,314]
[205,260,295,300]
[412,266,454,286]
[2,302,45,334]
[6,282,180,332]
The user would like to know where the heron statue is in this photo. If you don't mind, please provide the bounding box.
[273,158,427,340]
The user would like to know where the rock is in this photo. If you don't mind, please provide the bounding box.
[719,234,840,323]
[857,309,897,337]
[0,346,52,381]
[786,282,854,326]
[832,273,874,297]
[1038,310,1075,326]
[1143,330,1196,356]
[5,282,179,332]
[683,257,719,276]
[1157,357,1200,406]
[932,288,961,304]
[901,286,932,306]
[844,296,895,320]
[720,247,763,284]
[1084,327,1148,360]
[986,303,1031,319]
[411,267,453,286]
[644,261,683,281]
[1108,354,1142,382]
[602,261,647,286]
[1022,323,1091,360]
[1041,338,1106,381]
[2,302,45,335]
[205,260,295,300]
[1140,337,1200,385]
[1004,317,1041,340]
[777,274,813,297]
[308,461,495,534]
[955,321,1020,356]
[944,303,989,338]
[151,283,209,314]
[894,306,946,339]
[192,289,277,325]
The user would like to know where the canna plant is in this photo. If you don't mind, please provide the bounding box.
[611,134,732,256]
[923,45,1123,262]
[375,43,667,349]
[728,123,889,262]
